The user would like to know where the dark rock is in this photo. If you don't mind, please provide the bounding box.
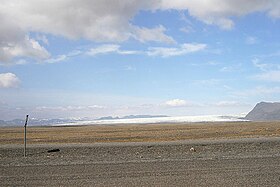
[47,149,60,153]
[245,102,280,121]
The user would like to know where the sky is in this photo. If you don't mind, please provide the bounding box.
[0,0,280,120]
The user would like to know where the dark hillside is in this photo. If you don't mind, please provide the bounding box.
[245,102,280,121]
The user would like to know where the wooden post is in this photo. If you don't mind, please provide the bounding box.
[24,115,29,157]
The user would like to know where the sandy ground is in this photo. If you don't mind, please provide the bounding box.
[1,122,280,186]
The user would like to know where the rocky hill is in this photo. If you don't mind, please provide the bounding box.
[245,102,280,121]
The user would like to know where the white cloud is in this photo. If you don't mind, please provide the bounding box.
[1,1,280,64]
[159,0,280,29]
[88,45,120,56]
[87,44,140,56]
[0,0,142,42]
[46,55,67,64]
[1,1,280,42]
[148,43,206,57]
[0,34,50,65]
[0,10,50,65]
[0,0,173,64]
[44,42,205,61]
[0,1,173,43]
[133,25,176,44]
[45,50,82,63]
[164,99,188,107]
[0,73,20,88]
[46,44,141,63]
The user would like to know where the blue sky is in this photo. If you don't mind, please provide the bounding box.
[0,0,280,120]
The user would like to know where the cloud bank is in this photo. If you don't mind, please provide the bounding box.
[159,0,280,29]
[1,0,280,64]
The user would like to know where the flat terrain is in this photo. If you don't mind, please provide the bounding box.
[1,121,280,144]
[1,122,280,186]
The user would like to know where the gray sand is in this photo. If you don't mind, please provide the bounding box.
[1,137,280,186]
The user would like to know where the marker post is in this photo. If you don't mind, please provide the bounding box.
[24,115,29,157]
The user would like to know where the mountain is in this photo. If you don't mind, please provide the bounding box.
[0,118,84,126]
[245,102,280,121]
[0,115,169,126]
[0,119,25,126]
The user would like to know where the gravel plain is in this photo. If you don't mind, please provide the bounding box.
[1,137,280,186]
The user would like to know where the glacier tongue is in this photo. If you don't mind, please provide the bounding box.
[53,114,248,126]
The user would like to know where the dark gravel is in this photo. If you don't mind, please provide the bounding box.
[1,137,280,186]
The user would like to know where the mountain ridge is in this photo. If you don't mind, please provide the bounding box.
[0,115,169,126]
[245,101,280,121]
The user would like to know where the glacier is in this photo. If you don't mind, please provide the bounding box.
[53,114,248,126]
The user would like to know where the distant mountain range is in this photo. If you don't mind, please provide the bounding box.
[0,118,82,127]
[0,115,169,126]
[245,102,280,121]
[3,102,280,126]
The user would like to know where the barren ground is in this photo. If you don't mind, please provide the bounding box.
[1,121,280,144]
[1,122,280,186]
